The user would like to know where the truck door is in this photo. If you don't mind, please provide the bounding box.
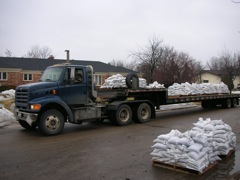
[59,67,88,105]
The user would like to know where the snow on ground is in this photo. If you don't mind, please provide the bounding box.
[0,89,16,128]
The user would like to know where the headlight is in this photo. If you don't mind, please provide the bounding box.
[31,104,41,110]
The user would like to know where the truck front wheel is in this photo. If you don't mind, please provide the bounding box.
[111,104,132,126]
[135,103,151,123]
[38,109,65,136]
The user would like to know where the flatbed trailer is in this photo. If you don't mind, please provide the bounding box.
[98,88,240,109]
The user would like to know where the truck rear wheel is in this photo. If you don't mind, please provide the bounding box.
[135,103,151,123]
[113,104,132,126]
[38,109,65,136]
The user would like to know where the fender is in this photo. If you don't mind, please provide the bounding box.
[29,95,74,122]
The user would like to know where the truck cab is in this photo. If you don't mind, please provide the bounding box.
[14,63,98,135]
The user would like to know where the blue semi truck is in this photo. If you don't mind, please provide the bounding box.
[14,63,240,136]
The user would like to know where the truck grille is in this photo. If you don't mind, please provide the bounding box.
[15,88,29,110]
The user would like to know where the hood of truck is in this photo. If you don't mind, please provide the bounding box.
[16,82,59,100]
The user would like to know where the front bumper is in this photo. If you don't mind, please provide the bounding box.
[14,108,38,126]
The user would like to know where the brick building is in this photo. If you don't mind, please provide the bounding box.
[0,57,136,89]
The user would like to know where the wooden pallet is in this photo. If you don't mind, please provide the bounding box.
[219,149,235,160]
[152,160,217,175]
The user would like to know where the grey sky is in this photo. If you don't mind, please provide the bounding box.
[0,0,239,65]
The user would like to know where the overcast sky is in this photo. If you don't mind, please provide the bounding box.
[0,0,240,65]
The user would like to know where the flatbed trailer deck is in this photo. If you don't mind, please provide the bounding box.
[97,88,240,109]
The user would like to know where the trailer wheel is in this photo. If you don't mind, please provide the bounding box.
[231,98,237,108]
[222,98,231,109]
[18,120,37,130]
[135,103,151,123]
[201,101,209,109]
[114,104,132,126]
[38,109,65,136]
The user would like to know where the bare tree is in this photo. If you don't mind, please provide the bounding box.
[131,36,203,85]
[108,59,124,67]
[25,45,53,59]
[131,36,164,83]
[207,49,240,90]
[157,48,202,87]
[5,49,13,57]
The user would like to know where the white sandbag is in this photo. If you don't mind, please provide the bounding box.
[167,136,181,145]
[188,143,203,154]
[151,143,168,150]
[192,135,212,146]
[178,137,194,147]
[213,129,226,135]
[186,156,208,172]
[188,151,206,161]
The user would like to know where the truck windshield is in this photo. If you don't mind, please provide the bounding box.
[40,67,63,82]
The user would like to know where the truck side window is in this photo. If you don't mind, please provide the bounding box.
[75,69,83,83]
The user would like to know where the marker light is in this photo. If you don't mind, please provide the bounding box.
[52,90,56,95]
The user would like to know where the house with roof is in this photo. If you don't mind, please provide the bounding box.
[197,70,240,89]
[0,57,136,89]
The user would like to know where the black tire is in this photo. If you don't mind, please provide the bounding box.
[231,98,237,108]
[222,98,231,109]
[201,101,209,109]
[18,120,37,130]
[135,103,151,123]
[38,109,65,136]
[126,73,139,89]
[113,104,132,126]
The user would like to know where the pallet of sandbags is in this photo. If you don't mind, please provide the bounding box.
[152,159,217,175]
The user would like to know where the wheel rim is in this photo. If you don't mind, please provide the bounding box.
[140,107,149,120]
[119,108,130,122]
[45,115,61,131]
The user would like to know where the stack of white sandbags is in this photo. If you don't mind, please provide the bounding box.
[100,74,148,89]
[146,81,165,89]
[191,118,236,155]
[168,82,230,96]
[150,118,236,173]
[100,74,127,89]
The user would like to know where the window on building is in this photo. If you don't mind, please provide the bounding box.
[202,80,209,83]
[0,72,7,80]
[94,75,102,85]
[23,74,33,81]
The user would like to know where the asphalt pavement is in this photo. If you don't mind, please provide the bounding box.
[0,106,240,180]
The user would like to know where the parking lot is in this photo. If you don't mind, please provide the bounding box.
[0,106,240,180]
